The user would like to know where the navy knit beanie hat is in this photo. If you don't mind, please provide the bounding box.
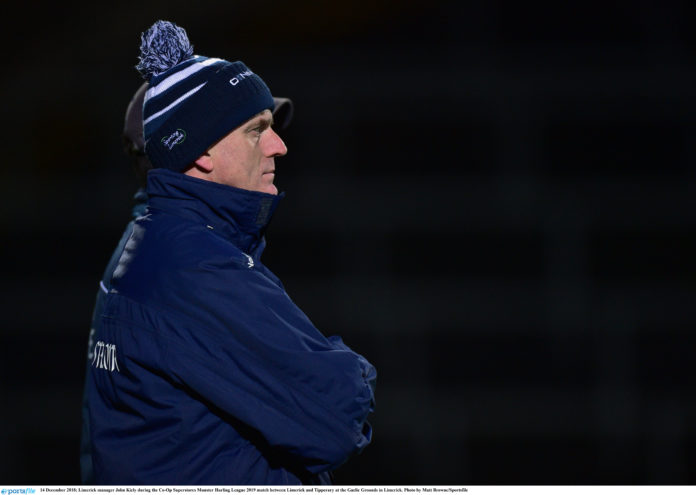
[136,20,275,172]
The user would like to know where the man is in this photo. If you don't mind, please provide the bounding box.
[80,79,296,483]
[83,20,376,484]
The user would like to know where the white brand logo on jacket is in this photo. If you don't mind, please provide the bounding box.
[243,253,254,269]
[91,340,120,372]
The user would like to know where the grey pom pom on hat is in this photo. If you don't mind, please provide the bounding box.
[136,21,194,79]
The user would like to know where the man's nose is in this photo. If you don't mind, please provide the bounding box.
[265,128,287,157]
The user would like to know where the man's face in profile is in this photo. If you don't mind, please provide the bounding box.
[195,109,288,195]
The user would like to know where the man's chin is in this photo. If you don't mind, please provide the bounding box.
[262,184,278,195]
[260,174,277,195]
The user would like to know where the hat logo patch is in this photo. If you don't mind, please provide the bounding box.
[161,129,187,150]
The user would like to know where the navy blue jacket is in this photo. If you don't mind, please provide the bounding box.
[84,169,376,484]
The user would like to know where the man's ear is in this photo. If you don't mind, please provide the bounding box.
[193,152,214,172]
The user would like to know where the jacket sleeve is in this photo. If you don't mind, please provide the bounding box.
[159,254,376,473]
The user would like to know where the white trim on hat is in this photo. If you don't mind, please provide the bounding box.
[145,57,222,101]
[143,81,208,126]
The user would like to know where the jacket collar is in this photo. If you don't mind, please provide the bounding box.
[145,169,282,255]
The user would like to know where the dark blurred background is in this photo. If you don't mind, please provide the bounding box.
[1,0,696,485]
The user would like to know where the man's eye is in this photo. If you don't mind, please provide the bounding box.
[249,122,271,137]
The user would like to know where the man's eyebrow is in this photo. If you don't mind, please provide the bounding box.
[245,115,274,131]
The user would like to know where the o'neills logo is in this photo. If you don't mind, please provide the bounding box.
[229,70,253,86]
[161,129,187,150]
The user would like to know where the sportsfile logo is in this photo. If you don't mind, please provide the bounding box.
[161,128,187,150]
[1,489,35,494]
